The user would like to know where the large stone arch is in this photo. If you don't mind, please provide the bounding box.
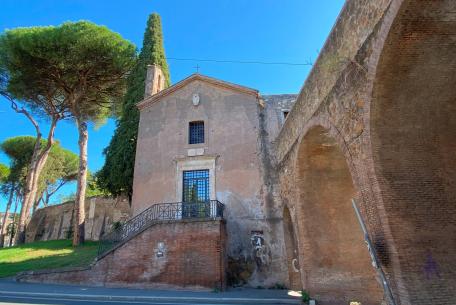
[368,0,456,304]
[293,123,383,305]
[276,0,456,304]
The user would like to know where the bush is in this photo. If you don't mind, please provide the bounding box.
[111,221,123,231]
[301,290,310,303]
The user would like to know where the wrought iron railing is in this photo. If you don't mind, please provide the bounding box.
[97,200,224,258]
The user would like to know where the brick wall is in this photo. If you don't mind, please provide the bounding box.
[369,1,456,303]
[19,219,227,290]
[25,196,131,243]
[275,0,456,304]
[298,127,383,305]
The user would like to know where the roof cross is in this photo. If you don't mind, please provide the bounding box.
[194,64,200,73]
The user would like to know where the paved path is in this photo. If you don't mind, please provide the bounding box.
[0,279,301,305]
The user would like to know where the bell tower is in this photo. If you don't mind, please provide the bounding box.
[144,64,166,98]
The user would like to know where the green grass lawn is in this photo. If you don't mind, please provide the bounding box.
[0,239,99,278]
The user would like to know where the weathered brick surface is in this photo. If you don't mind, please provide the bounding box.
[19,219,227,290]
[25,196,130,243]
[275,0,456,304]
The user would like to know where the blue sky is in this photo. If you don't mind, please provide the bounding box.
[0,0,344,209]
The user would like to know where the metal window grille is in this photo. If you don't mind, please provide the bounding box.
[182,170,210,219]
[183,170,209,203]
[189,121,205,144]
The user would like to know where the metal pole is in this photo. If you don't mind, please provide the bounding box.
[352,199,397,305]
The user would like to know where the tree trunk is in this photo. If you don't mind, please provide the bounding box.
[16,137,42,244]
[31,192,43,216]
[73,119,88,246]
[16,117,58,245]
[44,190,50,206]
[0,184,15,248]
[9,194,19,247]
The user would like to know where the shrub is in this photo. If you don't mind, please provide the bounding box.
[301,290,310,303]
[111,221,123,231]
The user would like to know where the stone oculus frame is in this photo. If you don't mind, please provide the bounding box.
[174,155,218,202]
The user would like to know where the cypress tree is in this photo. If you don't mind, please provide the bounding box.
[97,13,170,200]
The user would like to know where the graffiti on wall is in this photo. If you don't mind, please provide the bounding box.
[251,230,270,268]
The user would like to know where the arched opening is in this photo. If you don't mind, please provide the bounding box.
[296,126,382,305]
[370,1,456,302]
[283,205,301,291]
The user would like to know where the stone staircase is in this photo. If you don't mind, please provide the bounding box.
[97,200,225,259]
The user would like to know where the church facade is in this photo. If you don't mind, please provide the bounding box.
[18,65,299,290]
[132,65,297,287]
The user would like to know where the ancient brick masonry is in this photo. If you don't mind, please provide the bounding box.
[18,219,227,290]
[25,196,131,243]
[275,0,456,304]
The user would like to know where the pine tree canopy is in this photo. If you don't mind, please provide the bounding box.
[0,136,78,201]
[0,163,9,183]
[97,13,170,200]
[0,21,136,121]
